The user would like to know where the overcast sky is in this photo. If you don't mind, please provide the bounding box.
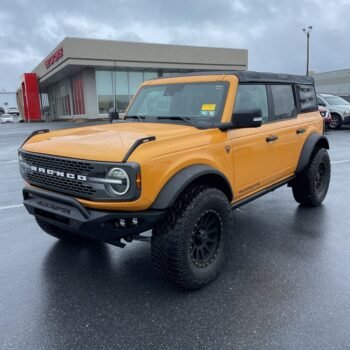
[0,0,349,91]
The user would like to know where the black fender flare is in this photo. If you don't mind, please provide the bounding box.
[296,133,329,173]
[151,165,233,210]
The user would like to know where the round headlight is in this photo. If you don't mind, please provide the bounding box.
[105,168,130,196]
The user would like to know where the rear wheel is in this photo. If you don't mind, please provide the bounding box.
[36,218,92,242]
[292,148,331,206]
[329,114,342,129]
[151,186,233,289]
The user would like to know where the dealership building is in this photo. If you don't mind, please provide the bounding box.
[312,69,350,101]
[18,37,248,121]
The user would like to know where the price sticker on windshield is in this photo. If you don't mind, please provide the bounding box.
[201,104,216,111]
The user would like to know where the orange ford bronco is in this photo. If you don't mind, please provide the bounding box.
[19,71,330,289]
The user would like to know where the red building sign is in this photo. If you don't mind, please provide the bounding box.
[21,73,41,122]
[45,48,64,69]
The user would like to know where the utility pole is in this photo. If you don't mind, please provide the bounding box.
[302,26,313,76]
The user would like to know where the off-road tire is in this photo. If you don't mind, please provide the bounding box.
[36,218,91,242]
[292,148,331,207]
[329,114,342,129]
[151,186,233,290]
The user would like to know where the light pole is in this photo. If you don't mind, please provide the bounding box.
[302,26,313,76]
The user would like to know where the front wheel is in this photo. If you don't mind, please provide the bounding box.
[292,148,331,207]
[151,187,233,290]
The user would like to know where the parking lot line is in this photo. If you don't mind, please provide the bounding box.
[0,204,23,210]
[331,159,350,164]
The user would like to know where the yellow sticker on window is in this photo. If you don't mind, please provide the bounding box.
[201,104,216,111]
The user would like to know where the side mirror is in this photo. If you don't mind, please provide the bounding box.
[109,107,119,123]
[318,102,326,107]
[232,109,262,128]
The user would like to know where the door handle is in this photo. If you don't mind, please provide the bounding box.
[266,135,278,143]
[296,128,306,134]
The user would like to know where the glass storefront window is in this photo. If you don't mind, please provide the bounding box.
[115,71,129,112]
[144,72,158,81]
[96,71,113,95]
[48,78,73,117]
[129,72,144,98]
[98,95,114,114]
[96,70,114,113]
[96,70,160,114]
[162,72,178,77]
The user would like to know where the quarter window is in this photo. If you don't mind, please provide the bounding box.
[298,84,317,111]
[271,85,296,120]
[233,85,269,123]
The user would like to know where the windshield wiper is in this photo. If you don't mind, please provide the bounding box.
[156,116,193,124]
[124,115,145,122]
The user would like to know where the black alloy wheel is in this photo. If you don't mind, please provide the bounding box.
[314,162,326,194]
[292,148,331,207]
[190,210,222,268]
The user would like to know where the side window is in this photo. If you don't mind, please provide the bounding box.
[233,84,269,123]
[298,84,317,111]
[271,85,296,120]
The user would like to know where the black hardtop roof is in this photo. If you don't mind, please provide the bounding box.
[161,70,314,85]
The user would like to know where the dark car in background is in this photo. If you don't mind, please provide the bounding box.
[319,105,331,127]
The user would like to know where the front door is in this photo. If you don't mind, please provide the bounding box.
[228,84,282,201]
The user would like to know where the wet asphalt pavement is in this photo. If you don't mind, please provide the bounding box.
[0,121,350,349]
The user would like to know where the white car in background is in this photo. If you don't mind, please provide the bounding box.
[0,114,15,124]
[7,106,20,116]
[317,93,350,129]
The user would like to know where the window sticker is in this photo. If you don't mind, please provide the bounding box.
[201,104,216,111]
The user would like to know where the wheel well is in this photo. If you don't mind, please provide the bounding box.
[181,173,233,202]
[295,133,329,173]
[314,137,329,152]
[151,165,234,210]
[330,112,342,120]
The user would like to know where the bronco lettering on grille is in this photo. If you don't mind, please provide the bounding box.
[30,165,87,181]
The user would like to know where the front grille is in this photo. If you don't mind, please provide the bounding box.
[27,172,95,198]
[22,152,94,173]
[21,152,96,199]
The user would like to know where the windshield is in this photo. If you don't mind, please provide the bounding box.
[125,82,228,127]
[323,96,350,105]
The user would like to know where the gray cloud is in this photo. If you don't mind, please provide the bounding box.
[0,0,349,90]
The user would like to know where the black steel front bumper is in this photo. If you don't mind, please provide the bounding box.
[23,187,166,242]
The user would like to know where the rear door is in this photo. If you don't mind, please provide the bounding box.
[267,84,304,178]
[268,84,319,178]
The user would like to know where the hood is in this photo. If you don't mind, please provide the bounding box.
[22,122,200,162]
